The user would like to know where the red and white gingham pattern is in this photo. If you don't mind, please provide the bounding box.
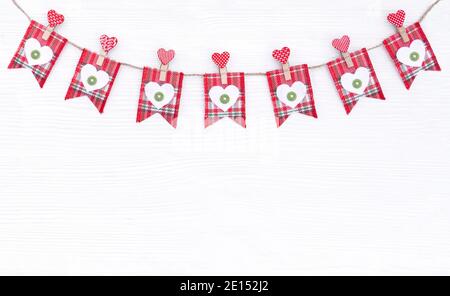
[332,35,351,53]
[327,48,385,114]
[211,52,230,69]
[65,49,121,113]
[8,20,67,88]
[204,72,246,128]
[387,10,406,28]
[47,10,65,28]
[272,47,291,64]
[137,67,184,128]
[266,64,317,127]
[383,22,441,90]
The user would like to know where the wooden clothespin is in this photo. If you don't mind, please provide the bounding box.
[212,52,231,85]
[332,35,354,68]
[157,48,176,81]
[272,47,292,81]
[97,35,118,67]
[43,10,64,41]
[387,10,410,43]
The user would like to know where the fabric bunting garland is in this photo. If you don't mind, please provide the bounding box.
[7,2,442,128]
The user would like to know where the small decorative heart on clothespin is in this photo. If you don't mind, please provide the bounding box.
[100,35,118,54]
[47,10,65,28]
[387,10,409,43]
[157,48,175,81]
[332,35,354,68]
[212,52,230,85]
[272,47,291,64]
[42,10,65,41]
[387,10,406,28]
[212,52,230,69]
[332,36,351,53]
[272,47,292,81]
[97,35,118,67]
[158,48,175,65]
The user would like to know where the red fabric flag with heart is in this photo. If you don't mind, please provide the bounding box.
[137,49,184,128]
[8,11,67,88]
[204,52,246,128]
[65,37,121,113]
[383,10,441,90]
[267,47,318,127]
[327,36,385,114]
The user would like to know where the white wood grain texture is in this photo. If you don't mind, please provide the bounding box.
[0,0,449,276]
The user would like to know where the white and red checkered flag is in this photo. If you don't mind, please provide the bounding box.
[8,11,67,88]
[327,36,385,114]
[204,52,246,128]
[65,36,121,113]
[267,47,318,127]
[383,10,441,90]
[137,49,184,128]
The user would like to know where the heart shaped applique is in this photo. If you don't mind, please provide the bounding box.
[209,85,240,111]
[100,35,118,53]
[341,67,370,95]
[80,64,110,92]
[144,82,175,109]
[332,36,351,53]
[396,40,426,68]
[212,52,230,69]
[47,10,65,28]
[388,10,406,28]
[24,38,53,66]
[276,82,307,108]
[272,47,291,64]
[158,49,175,65]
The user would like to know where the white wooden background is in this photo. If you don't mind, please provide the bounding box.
[0,0,449,276]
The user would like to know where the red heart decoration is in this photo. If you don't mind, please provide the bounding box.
[212,52,230,69]
[332,35,351,53]
[272,47,291,64]
[100,35,118,53]
[158,48,176,65]
[387,10,406,28]
[47,10,64,28]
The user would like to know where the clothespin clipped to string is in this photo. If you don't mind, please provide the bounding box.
[157,48,175,81]
[272,47,292,81]
[43,10,64,41]
[332,35,354,68]
[97,35,118,67]
[212,51,230,85]
[387,10,410,43]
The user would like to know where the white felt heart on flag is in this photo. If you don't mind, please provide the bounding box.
[341,67,370,95]
[80,64,110,92]
[276,82,307,108]
[24,38,53,66]
[209,85,240,111]
[145,82,175,109]
[396,40,426,68]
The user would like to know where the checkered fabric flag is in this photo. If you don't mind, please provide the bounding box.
[266,64,318,127]
[65,49,121,113]
[137,68,184,128]
[327,48,385,114]
[204,72,246,128]
[384,22,441,90]
[8,21,67,88]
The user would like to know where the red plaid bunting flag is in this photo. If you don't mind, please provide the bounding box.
[65,49,121,113]
[327,48,385,114]
[383,22,441,90]
[8,20,67,88]
[137,68,184,128]
[266,64,317,127]
[204,72,246,128]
